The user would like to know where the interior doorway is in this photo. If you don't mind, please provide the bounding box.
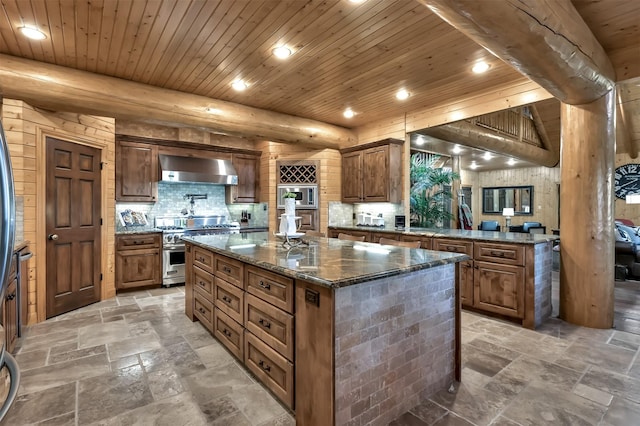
[45,136,102,318]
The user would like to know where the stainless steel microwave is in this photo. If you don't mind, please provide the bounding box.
[277,184,318,209]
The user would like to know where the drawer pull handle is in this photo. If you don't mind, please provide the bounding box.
[223,266,232,274]
[258,281,271,290]
[258,360,271,372]
[198,281,206,287]
[198,307,206,314]
[222,295,232,303]
[197,256,205,262]
[490,251,505,257]
[258,318,271,329]
[446,246,456,252]
[222,328,232,337]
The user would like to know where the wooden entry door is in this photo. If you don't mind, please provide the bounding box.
[46,137,102,318]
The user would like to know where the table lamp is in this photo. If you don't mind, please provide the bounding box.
[502,207,514,229]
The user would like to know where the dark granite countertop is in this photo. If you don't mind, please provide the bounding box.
[14,239,30,252]
[115,227,162,235]
[182,232,467,289]
[328,225,558,244]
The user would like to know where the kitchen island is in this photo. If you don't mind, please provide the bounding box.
[182,232,467,426]
[329,226,557,329]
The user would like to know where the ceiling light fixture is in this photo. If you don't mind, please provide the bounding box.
[452,145,462,154]
[231,79,248,91]
[507,158,517,166]
[471,61,491,74]
[395,89,410,100]
[483,152,493,160]
[343,108,355,119]
[469,162,478,170]
[272,46,292,59]
[415,135,425,146]
[19,25,46,40]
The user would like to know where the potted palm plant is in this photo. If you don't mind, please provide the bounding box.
[409,153,460,228]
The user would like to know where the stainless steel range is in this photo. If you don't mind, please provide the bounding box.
[155,215,240,286]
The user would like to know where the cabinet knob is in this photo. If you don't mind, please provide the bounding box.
[258,360,271,372]
[258,281,271,290]
[48,234,59,241]
[222,295,232,303]
[223,266,232,274]
[258,318,271,329]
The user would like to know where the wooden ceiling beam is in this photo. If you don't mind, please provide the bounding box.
[0,54,355,149]
[420,0,616,105]
[423,120,559,167]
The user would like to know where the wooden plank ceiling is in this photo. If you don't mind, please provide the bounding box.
[0,0,638,162]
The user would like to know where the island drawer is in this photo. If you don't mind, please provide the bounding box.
[193,266,214,302]
[475,243,525,266]
[215,255,244,288]
[245,332,294,409]
[215,308,244,361]
[400,235,432,249]
[246,265,294,313]
[116,234,161,250]
[245,293,294,361]
[433,238,473,256]
[215,276,244,325]
[193,246,215,274]
[194,292,214,332]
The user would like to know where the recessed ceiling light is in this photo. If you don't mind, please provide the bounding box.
[471,61,491,74]
[395,89,410,100]
[415,136,426,146]
[272,46,292,59]
[231,80,248,91]
[205,107,222,114]
[452,145,462,154]
[469,162,478,170]
[19,26,46,40]
[483,152,493,160]
[507,158,517,166]
[343,108,355,119]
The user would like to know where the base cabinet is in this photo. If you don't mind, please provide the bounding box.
[474,261,525,318]
[185,243,295,410]
[115,234,162,289]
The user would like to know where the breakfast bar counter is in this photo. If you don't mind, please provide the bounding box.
[182,232,467,426]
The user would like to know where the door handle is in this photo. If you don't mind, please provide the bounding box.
[48,234,58,241]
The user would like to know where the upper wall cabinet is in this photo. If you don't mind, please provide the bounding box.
[226,153,261,204]
[116,141,158,202]
[340,139,403,203]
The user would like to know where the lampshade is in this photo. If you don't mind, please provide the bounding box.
[502,208,515,217]
[626,194,640,204]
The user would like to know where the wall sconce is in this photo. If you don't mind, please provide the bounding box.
[626,194,640,204]
[502,207,514,228]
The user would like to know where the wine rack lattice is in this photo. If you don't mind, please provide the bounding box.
[279,165,317,184]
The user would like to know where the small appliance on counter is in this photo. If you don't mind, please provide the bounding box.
[395,215,406,230]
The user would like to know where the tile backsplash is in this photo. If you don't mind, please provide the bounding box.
[328,201,404,227]
[116,182,268,228]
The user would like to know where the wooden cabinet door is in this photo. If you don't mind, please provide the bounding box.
[4,275,18,353]
[362,145,389,202]
[115,248,162,289]
[459,260,474,307]
[341,151,363,202]
[278,209,317,231]
[227,154,260,203]
[116,141,157,202]
[474,261,525,318]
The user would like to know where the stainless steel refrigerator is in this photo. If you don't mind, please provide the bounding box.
[0,119,20,420]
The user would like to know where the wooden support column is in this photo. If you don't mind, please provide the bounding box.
[559,91,615,329]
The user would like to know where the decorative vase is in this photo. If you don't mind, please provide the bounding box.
[284,198,296,216]
[279,214,298,235]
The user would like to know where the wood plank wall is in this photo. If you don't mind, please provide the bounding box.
[256,140,341,234]
[2,98,115,324]
[476,166,561,230]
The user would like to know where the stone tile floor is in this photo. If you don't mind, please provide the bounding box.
[5,273,640,425]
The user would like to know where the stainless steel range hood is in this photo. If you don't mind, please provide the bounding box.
[159,155,238,185]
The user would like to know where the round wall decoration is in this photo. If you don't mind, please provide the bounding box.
[614,164,640,199]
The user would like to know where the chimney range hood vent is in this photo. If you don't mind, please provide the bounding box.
[159,154,238,185]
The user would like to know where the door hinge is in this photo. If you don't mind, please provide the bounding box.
[100,273,103,281]
[100,162,104,170]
